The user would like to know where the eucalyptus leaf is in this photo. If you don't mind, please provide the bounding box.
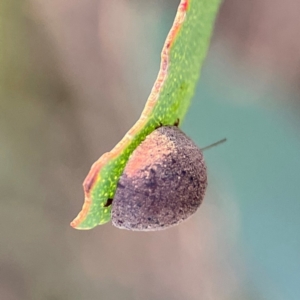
[71,0,221,229]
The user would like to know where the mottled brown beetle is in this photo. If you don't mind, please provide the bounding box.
[111,126,207,231]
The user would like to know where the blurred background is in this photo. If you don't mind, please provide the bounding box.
[1,0,300,299]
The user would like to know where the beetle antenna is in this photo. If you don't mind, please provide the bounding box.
[201,138,227,151]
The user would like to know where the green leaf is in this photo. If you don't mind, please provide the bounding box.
[71,0,221,230]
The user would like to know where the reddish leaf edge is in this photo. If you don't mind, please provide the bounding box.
[70,0,189,229]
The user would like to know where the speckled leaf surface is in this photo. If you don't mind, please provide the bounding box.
[71,0,221,229]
